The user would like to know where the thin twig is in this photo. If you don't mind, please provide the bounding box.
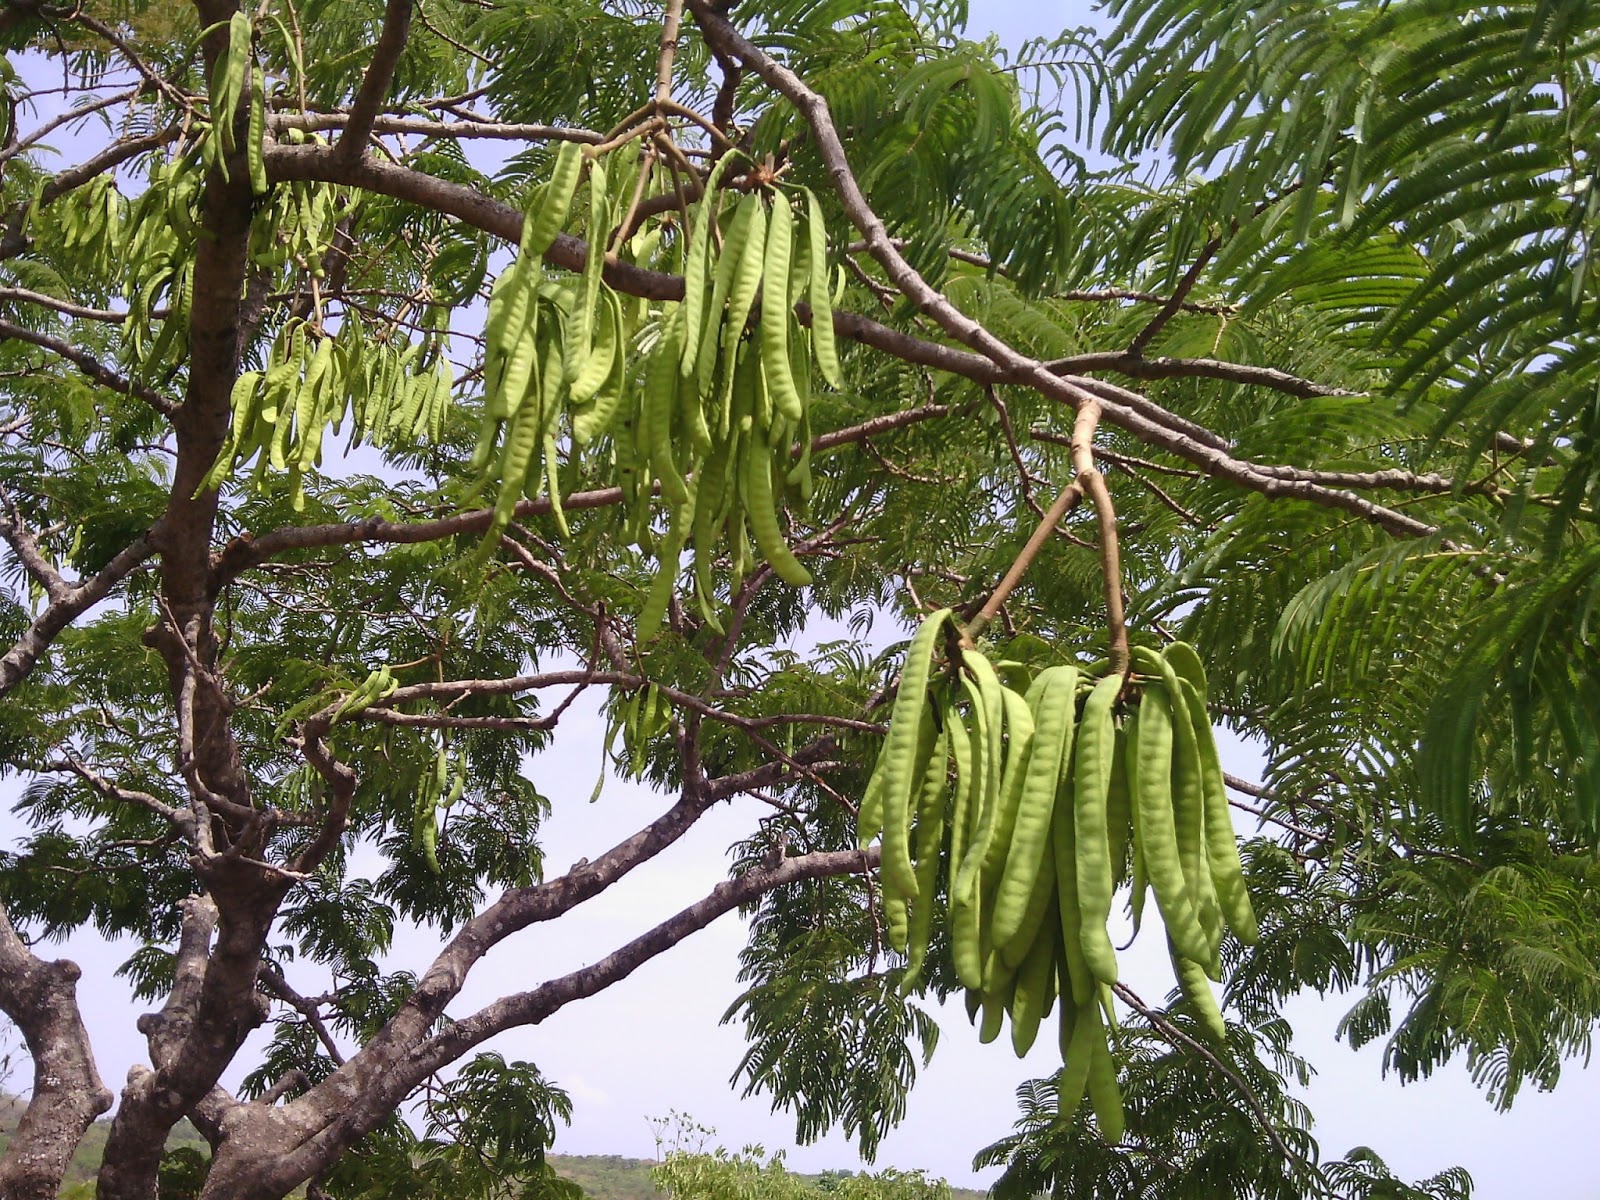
[1113,982,1313,1178]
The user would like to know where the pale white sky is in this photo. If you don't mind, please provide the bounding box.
[4,4,1599,1199]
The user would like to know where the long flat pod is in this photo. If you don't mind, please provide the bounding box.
[901,715,949,990]
[1170,940,1228,1043]
[981,684,1038,886]
[956,650,1007,888]
[1138,645,1223,969]
[801,187,843,388]
[1056,989,1102,1120]
[1008,900,1060,1057]
[992,665,1077,951]
[1177,673,1259,945]
[759,194,805,422]
[882,691,940,921]
[645,313,690,507]
[1131,681,1212,965]
[950,670,991,991]
[695,194,755,398]
[876,609,953,898]
[721,194,769,358]
[1073,672,1125,986]
[998,833,1056,971]
[1051,778,1095,1008]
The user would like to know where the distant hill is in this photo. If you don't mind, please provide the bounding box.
[548,1154,989,1200]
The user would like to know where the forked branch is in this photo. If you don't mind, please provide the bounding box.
[962,401,1127,670]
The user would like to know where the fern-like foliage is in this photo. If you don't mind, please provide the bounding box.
[973,1014,1471,1200]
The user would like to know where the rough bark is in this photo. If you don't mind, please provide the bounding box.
[94,4,287,1196]
[197,845,875,1200]
[0,906,113,1200]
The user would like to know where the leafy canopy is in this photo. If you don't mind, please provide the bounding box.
[0,0,1596,1197]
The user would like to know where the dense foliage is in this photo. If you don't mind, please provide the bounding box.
[0,0,1595,1197]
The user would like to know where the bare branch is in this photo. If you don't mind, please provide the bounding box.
[0,524,160,698]
[1048,351,1360,400]
[1070,403,1129,672]
[1126,236,1220,357]
[655,0,686,105]
[1113,981,1313,1179]
[257,964,346,1066]
[964,476,1084,644]
[0,83,146,169]
[430,846,875,1058]
[274,112,605,144]
[52,756,188,826]
[0,483,68,601]
[0,318,177,417]
[1055,286,1236,316]
[336,0,415,164]
[0,286,132,323]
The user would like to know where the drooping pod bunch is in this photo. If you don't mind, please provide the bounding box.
[652,177,843,633]
[203,140,843,634]
[469,142,844,634]
[200,9,269,194]
[857,611,1258,1138]
[198,316,452,508]
[411,733,468,875]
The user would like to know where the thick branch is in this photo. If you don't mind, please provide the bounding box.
[0,904,114,1200]
[0,524,159,697]
[211,845,874,1200]
[336,0,415,164]
[423,846,875,1063]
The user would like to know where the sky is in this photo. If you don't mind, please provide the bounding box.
[4,3,1600,1198]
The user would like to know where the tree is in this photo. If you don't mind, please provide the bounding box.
[0,0,1596,1198]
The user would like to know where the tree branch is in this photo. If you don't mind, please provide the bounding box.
[263,128,1444,549]
[273,112,605,144]
[0,524,160,698]
[1047,351,1361,400]
[963,476,1084,644]
[336,0,415,165]
[0,317,178,417]
[0,483,68,601]
[684,6,1450,553]
[222,402,954,582]
[1126,236,1219,357]
[222,844,875,1199]
[425,846,876,1061]
[1113,981,1312,1179]
[1069,402,1129,672]
[0,903,114,1200]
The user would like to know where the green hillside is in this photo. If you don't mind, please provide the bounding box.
[548,1154,988,1200]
